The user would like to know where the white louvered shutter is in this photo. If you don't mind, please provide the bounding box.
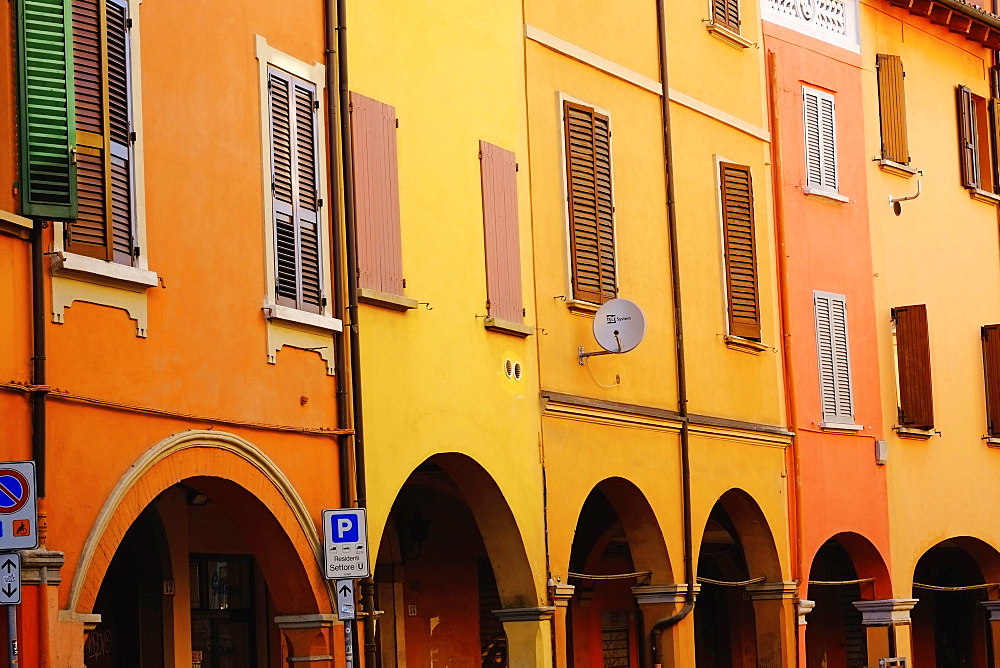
[814,291,853,424]
[803,87,838,192]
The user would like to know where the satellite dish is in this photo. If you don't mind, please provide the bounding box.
[593,299,646,353]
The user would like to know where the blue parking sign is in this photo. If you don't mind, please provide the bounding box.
[321,509,369,579]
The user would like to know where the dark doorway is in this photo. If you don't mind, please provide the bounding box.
[805,540,867,667]
[189,554,257,668]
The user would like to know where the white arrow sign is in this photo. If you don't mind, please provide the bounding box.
[0,554,20,605]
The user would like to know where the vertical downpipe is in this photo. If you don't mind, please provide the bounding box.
[30,221,48,667]
[649,0,695,665]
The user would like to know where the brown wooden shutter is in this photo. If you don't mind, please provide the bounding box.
[958,85,980,189]
[564,101,616,304]
[350,92,405,296]
[479,141,524,324]
[107,0,134,264]
[268,68,323,314]
[982,325,1000,437]
[720,163,760,340]
[893,304,934,430]
[713,0,739,31]
[876,54,909,164]
[67,0,111,260]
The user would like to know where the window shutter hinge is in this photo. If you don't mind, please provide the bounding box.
[126,17,132,29]
[133,245,140,258]
[317,195,323,207]
[478,151,483,160]
[402,278,407,288]
[395,118,399,129]
[313,100,320,111]
[522,307,526,317]
[129,131,136,144]
[515,163,519,172]
[322,296,328,307]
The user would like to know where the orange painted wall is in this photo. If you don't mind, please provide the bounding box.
[2,0,347,663]
[763,20,892,590]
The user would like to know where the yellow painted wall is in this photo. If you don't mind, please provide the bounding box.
[860,0,1000,597]
[348,0,548,603]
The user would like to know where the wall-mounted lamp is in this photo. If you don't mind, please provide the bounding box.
[889,180,921,216]
[402,510,430,561]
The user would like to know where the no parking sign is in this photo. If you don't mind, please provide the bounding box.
[0,462,37,551]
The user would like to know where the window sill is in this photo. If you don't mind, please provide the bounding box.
[803,187,850,204]
[357,288,418,311]
[985,436,1000,448]
[566,299,600,316]
[263,303,342,333]
[724,335,769,355]
[705,22,754,49]
[877,159,919,178]
[895,426,934,439]
[819,421,864,432]
[51,251,158,292]
[969,188,1000,205]
[484,317,533,338]
[0,210,32,239]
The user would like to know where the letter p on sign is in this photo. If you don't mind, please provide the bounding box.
[331,514,359,542]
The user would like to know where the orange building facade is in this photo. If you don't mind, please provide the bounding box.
[2,0,350,665]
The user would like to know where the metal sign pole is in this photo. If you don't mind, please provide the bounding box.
[7,604,16,667]
[344,618,354,668]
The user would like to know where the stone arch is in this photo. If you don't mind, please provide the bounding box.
[388,452,540,608]
[571,476,672,582]
[809,531,892,598]
[706,487,781,581]
[68,429,331,616]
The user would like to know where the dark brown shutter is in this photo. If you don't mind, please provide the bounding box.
[958,85,979,189]
[268,68,323,314]
[876,54,909,164]
[720,163,760,340]
[350,92,405,296]
[107,0,134,264]
[982,325,1000,437]
[479,141,523,324]
[67,0,111,259]
[893,304,934,430]
[714,0,739,31]
[564,101,616,304]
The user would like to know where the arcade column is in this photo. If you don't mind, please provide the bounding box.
[853,598,917,666]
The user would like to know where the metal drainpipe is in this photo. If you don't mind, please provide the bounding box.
[31,220,46,498]
[649,0,695,664]
[323,0,378,665]
[766,48,804,660]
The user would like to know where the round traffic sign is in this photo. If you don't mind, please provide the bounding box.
[0,469,30,514]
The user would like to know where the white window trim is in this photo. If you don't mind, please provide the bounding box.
[255,36,338,374]
[802,85,840,196]
[49,0,157,338]
[557,92,618,312]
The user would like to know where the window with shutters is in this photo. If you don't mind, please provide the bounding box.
[713,0,740,33]
[17,0,158,336]
[66,0,137,265]
[479,141,530,337]
[892,305,934,432]
[563,100,617,306]
[350,92,415,311]
[957,83,1000,201]
[802,87,842,200]
[719,162,761,341]
[814,291,855,427]
[256,37,340,373]
[876,54,910,166]
[982,325,1000,440]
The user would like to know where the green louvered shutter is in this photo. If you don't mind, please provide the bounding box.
[15,0,77,219]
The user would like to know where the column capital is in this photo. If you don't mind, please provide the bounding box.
[631,584,700,604]
[493,606,555,622]
[853,599,918,626]
[746,581,798,600]
[982,600,1000,621]
[797,599,815,625]
[552,584,575,606]
[274,614,338,630]
[20,549,65,585]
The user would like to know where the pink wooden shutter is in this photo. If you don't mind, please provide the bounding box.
[479,141,523,324]
[350,92,404,296]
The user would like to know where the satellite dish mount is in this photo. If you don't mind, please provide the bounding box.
[578,298,647,364]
